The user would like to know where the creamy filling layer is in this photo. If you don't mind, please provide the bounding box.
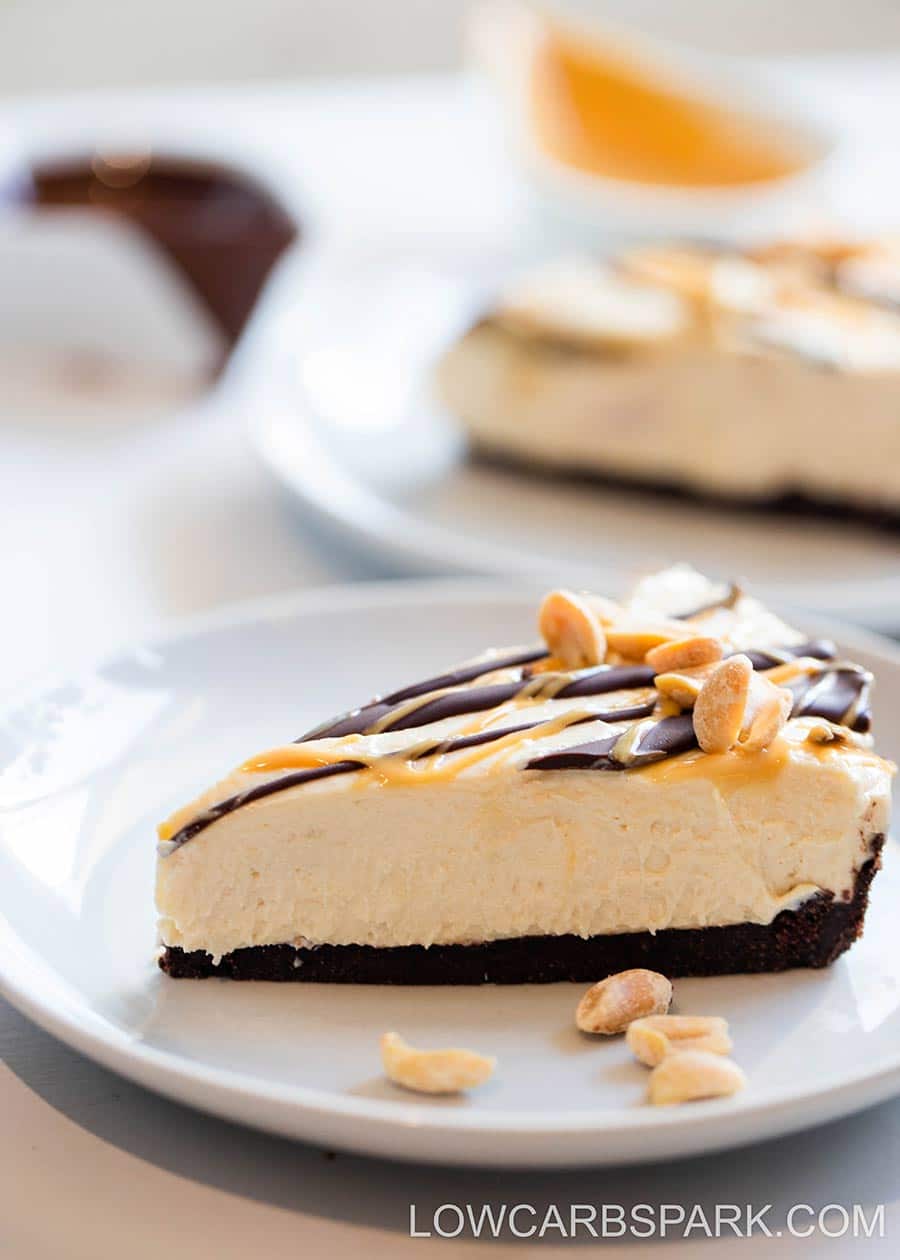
[156,735,891,959]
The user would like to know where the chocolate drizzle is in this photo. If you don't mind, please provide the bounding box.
[303,661,656,740]
[160,624,874,853]
[554,664,656,698]
[303,643,839,742]
[383,647,548,705]
[385,681,535,732]
[742,639,836,670]
[415,701,657,759]
[162,760,363,851]
[788,666,872,733]
[300,647,549,740]
[527,714,697,772]
[164,702,661,851]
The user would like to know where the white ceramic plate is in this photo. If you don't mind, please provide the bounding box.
[1,581,899,1168]
[244,244,900,630]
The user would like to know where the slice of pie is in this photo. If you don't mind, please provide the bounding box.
[435,240,900,525]
[157,566,893,983]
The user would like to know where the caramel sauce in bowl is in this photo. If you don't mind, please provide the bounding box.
[471,2,837,244]
[531,29,806,189]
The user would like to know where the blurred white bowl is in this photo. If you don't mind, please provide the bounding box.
[471,1,840,248]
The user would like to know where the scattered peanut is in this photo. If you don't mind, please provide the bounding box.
[692,655,792,754]
[605,622,684,662]
[740,672,794,751]
[648,1050,747,1105]
[653,663,718,709]
[692,655,753,753]
[575,969,672,1035]
[538,589,607,670]
[626,1015,733,1067]
[380,1032,495,1095]
[625,1020,669,1068]
[646,635,723,674]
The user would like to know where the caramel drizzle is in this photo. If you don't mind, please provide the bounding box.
[240,699,655,775]
[302,662,657,740]
[299,646,550,740]
[298,639,838,742]
[158,760,363,852]
[160,636,873,854]
[162,705,646,852]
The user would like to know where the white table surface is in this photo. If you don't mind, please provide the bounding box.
[2,67,900,1256]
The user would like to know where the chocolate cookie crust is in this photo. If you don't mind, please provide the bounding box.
[161,837,883,984]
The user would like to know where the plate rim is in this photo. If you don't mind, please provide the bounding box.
[2,578,899,1163]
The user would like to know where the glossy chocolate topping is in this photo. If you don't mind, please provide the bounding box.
[25,154,299,348]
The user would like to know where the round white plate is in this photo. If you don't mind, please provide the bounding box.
[1,581,898,1168]
[244,244,900,629]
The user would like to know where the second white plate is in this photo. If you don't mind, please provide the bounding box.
[244,244,900,629]
[1,581,899,1167]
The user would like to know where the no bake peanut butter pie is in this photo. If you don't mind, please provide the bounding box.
[436,239,900,523]
[157,567,893,983]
